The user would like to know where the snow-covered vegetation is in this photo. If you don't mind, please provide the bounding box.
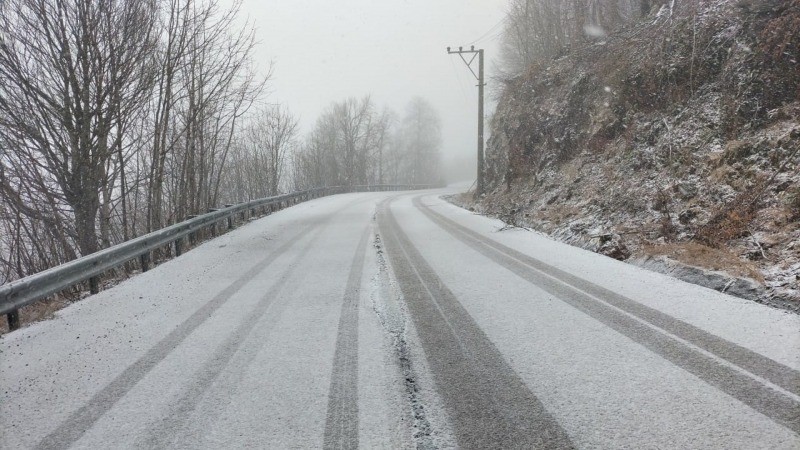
[475,0,799,309]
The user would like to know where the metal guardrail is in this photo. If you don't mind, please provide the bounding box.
[1,184,437,330]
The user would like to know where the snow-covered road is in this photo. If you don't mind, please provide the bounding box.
[2,189,799,449]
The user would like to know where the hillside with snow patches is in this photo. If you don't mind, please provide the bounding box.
[467,0,799,309]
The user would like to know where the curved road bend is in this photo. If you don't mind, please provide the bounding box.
[1,188,798,449]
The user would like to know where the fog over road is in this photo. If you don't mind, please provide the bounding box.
[2,189,799,449]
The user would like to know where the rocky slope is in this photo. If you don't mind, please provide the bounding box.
[474,0,799,310]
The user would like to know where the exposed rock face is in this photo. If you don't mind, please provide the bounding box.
[477,0,800,309]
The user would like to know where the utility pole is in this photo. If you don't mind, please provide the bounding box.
[447,45,485,197]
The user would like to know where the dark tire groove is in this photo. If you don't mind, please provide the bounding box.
[372,233,437,449]
[414,196,800,435]
[323,227,370,450]
[139,222,331,449]
[378,199,575,449]
[35,196,371,449]
[35,221,321,450]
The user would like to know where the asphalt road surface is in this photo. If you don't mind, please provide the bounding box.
[2,189,799,449]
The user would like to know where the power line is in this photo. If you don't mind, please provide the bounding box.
[467,16,507,46]
[448,55,470,104]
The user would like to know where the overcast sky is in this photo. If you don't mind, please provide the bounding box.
[235,0,508,179]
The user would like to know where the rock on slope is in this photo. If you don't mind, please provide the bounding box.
[477,0,799,310]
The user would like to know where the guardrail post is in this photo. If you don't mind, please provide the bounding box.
[187,215,197,244]
[7,309,20,331]
[225,205,234,229]
[175,238,183,256]
[140,252,151,272]
[89,276,99,294]
[207,210,218,237]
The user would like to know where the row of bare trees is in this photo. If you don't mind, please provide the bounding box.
[219,105,299,204]
[292,96,442,190]
[0,0,441,284]
[499,0,660,76]
[0,0,298,283]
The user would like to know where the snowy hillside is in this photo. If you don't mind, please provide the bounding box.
[472,0,799,309]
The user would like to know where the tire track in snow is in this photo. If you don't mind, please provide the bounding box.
[414,195,800,436]
[35,197,369,450]
[322,226,369,450]
[139,196,379,448]
[377,198,575,449]
[370,230,445,449]
[137,219,335,449]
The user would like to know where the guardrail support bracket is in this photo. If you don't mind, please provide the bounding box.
[89,276,99,295]
[7,309,20,331]
[140,253,151,272]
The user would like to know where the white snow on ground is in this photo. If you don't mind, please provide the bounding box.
[426,193,800,370]
[1,187,797,449]
[0,193,408,449]
[394,191,799,448]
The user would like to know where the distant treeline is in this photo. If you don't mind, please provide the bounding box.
[0,0,441,283]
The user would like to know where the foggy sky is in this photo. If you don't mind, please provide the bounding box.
[235,0,507,181]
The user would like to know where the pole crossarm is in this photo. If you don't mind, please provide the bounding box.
[447,46,481,81]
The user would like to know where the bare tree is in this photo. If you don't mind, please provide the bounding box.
[294,96,383,188]
[220,104,298,202]
[146,0,194,233]
[397,97,442,185]
[0,0,269,283]
[498,0,650,78]
[293,96,441,189]
[0,0,158,258]
[371,108,395,184]
[148,0,266,227]
[294,108,340,189]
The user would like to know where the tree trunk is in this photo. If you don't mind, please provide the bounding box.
[73,195,100,256]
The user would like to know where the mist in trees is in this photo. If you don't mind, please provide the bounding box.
[498,0,657,77]
[0,0,443,285]
[399,98,443,185]
[0,0,275,283]
[220,105,299,203]
[293,96,443,190]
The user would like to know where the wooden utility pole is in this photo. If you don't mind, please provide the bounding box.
[447,45,485,196]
